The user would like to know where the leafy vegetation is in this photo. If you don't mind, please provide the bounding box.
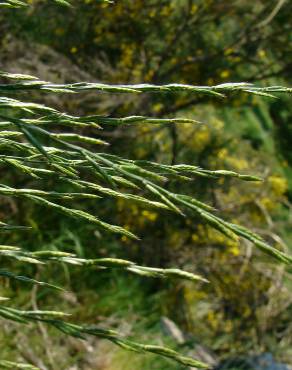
[0,1,291,369]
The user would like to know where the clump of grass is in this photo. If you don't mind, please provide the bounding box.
[0,4,292,368]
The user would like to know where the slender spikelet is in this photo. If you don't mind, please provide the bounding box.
[0,305,210,368]
[0,29,291,367]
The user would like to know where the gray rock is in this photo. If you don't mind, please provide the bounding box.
[251,353,292,370]
[216,353,292,370]
[160,316,218,369]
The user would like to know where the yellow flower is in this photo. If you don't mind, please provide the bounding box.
[224,48,234,56]
[191,233,199,242]
[268,175,287,196]
[191,4,198,14]
[229,244,240,256]
[141,210,158,222]
[217,148,228,160]
[70,46,78,54]
[260,197,275,210]
[227,157,248,170]
[258,49,266,59]
[220,70,230,79]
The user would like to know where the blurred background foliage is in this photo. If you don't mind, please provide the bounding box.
[0,0,292,368]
